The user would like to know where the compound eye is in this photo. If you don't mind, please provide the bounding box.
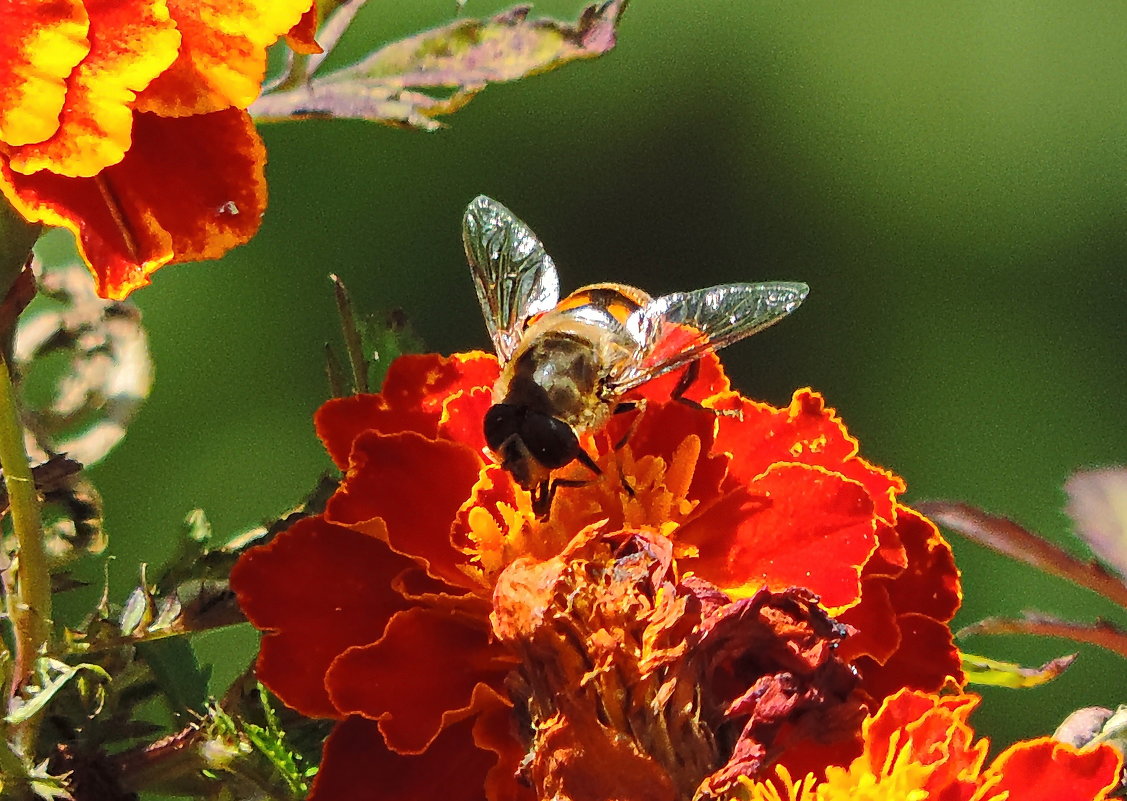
[484,404,521,453]
[520,413,579,469]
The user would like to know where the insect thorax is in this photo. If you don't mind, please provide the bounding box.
[498,329,613,432]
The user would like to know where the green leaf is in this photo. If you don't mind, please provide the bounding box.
[5,658,110,725]
[138,638,212,714]
[363,308,424,390]
[251,1,629,130]
[961,651,1076,688]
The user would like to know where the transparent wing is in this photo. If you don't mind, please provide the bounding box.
[610,281,809,391]
[463,196,560,362]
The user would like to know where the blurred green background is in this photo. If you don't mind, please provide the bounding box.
[43,0,1127,752]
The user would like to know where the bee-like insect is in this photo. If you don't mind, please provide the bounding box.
[464,196,808,516]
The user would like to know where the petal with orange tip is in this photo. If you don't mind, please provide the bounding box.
[6,0,180,178]
[980,737,1123,801]
[0,108,265,300]
[136,0,316,116]
[285,5,323,55]
[0,0,90,147]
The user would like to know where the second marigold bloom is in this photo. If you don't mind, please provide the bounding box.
[231,351,963,800]
[0,0,317,299]
[742,688,1123,801]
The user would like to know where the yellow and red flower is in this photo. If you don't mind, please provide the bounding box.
[231,352,964,800]
[743,688,1123,801]
[0,0,319,299]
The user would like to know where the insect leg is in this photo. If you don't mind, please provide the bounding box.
[536,476,590,519]
[611,398,648,450]
[608,399,649,499]
[671,360,741,419]
[575,447,603,477]
[670,360,704,408]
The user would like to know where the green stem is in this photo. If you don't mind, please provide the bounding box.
[0,353,50,756]
[0,732,33,801]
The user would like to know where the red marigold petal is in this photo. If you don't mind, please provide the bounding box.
[135,0,314,116]
[863,690,987,799]
[314,354,497,468]
[836,578,900,665]
[983,738,1122,801]
[885,506,961,622]
[853,613,962,702]
[438,385,494,455]
[382,352,499,414]
[327,608,515,753]
[6,0,180,177]
[680,464,877,608]
[325,430,483,588]
[718,389,904,523]
[310,712,526,801]
[864,520,908,576]
[284,5,323,55]
[230,516,415,718]
[0,0,89,147]
[315,394,437,469]
[0,108,265,300]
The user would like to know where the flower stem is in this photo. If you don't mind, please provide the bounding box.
[0,351,50,755]
[0,733,34,801]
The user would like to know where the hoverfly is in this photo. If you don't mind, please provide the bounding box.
[464,195,808,517]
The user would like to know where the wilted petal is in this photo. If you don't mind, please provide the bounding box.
[0,108,265,299]
[493,532,863,801]
[6,0,180,177]
[0,0,90,147]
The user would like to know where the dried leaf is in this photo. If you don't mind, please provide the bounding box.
[1065,467,1127,581]
[15,264,153,467]
[918,500,1127,608]
[1056,707,1115,747]
[251,1,628,129]
[958,612,1127,659]
[960,651,1076,688]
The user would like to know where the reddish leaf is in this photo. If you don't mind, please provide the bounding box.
[251,1,628,130]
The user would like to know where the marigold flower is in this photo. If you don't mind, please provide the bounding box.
[231,351,964,800]
[0,0,317,299]
[742,688,1124,801]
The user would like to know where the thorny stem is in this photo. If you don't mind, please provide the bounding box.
[0,351,51,757]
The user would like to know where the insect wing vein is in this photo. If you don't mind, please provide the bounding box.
[612,281,809,391]
[463,196,560,362]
